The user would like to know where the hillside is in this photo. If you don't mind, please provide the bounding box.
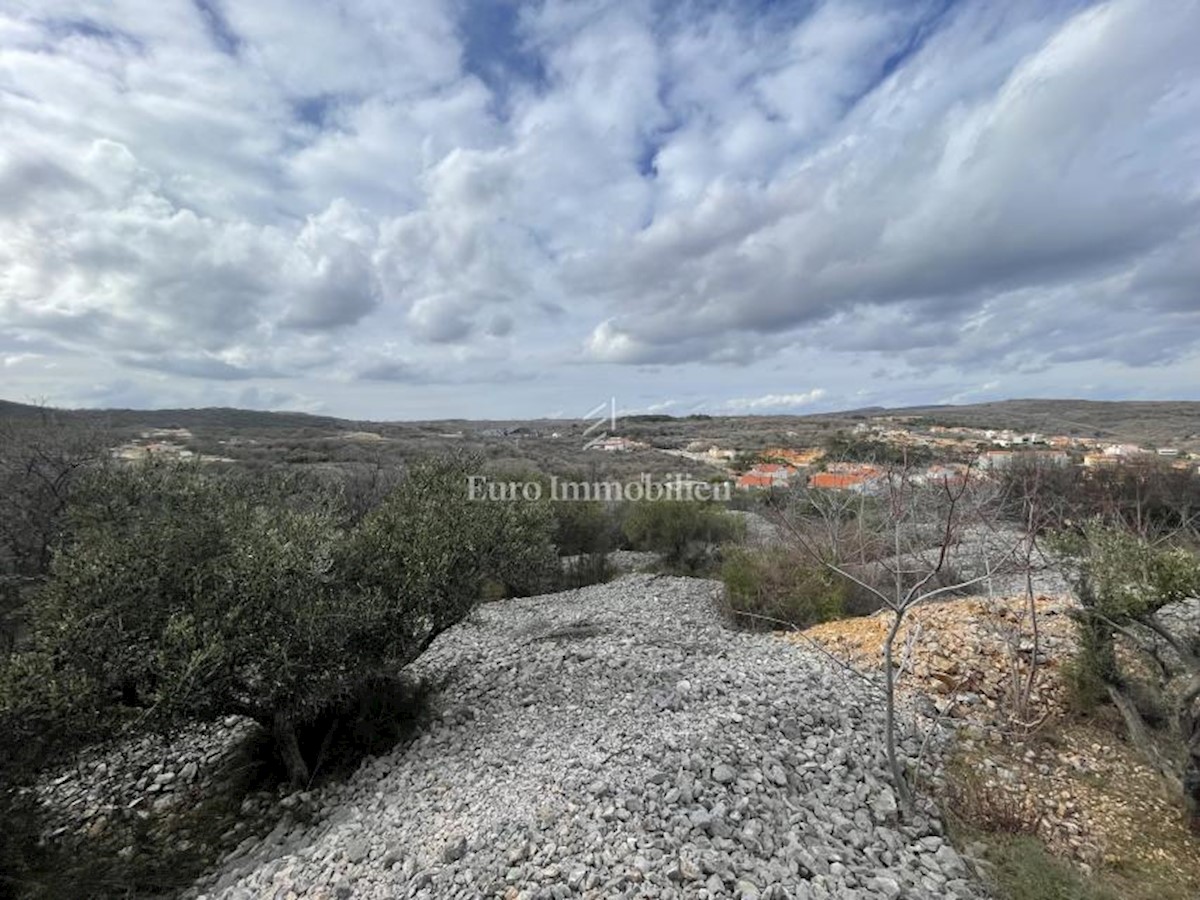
[0,399,356,432]
[873,400,1200,450]
[4,396,1197,445]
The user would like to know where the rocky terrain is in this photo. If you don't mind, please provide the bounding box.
[801,594,1200,896]
[128,574,981,900]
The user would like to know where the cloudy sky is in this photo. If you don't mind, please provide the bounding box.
[1,0,1198,420]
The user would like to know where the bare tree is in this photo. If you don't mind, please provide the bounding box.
[0,408,110,651]
[777,459,1016,810]
[990,458,1069,733]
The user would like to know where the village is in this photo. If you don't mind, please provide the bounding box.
[587,419,1200,493]
[106,416,1200,499]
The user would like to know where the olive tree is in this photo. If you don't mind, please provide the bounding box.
[0,411,109,652]
[1053,521,1200,829]
[9,456,556,785]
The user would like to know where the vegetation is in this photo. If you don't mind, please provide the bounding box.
[0,456,556,787]
[1051,521,1200,829]
[822,431,935,466]
[622,499,744,573]
[721,547,845,629]
[549,496,622,557]
[3,399,1200,896]
[778,463,1012,809]
[976,836,1118,900]
[998,457,1200,537]
[0,413,111,653]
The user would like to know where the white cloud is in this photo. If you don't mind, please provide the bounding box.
[722,390,828,411]
[2,352,41,367]
[0,0,1198,416]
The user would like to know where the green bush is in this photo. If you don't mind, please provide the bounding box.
[981,835,1119,900]
[1061,651,1109,716]
[721,547,845,629]
[1050,521,1200,825]
[552,499,620,556]
[622,500,743,572]
[1,456,556,785]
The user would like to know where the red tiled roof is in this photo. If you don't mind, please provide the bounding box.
[737,473,775,488]
[750,463,792,474]
[809,472,867,490]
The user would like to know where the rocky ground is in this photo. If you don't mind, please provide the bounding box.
[798,594,1200,896]
[33,717,261,843]
[558,550,661,576]
[166,575,984,900]
[799,595,1077,731]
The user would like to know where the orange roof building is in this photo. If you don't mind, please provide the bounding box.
[808,471,885,492]
[736,473,775,489]
[736,463,800,489]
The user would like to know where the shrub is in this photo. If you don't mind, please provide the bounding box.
[943,763,1043,837]
[552,499,620,556]
[822,432,933,466]
[0,416,110,654]
[721,547,845,629]
[3,456,556,785]
[980,836,1118,900]
[622,500,744,572]
[1051,521,1200,823]
[1061,651,1109,716]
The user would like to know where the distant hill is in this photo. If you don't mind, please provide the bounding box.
[0,399,355,432]
[2,396,1197,450]
[866,399,1200,449]
[0,399,58,420]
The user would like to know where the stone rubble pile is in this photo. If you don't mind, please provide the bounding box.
[183,575,983,900]
[33,716,260,844]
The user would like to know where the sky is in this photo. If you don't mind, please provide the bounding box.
[1,0,1198,421]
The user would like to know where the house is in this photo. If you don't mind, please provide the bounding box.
[808,464,886,493]
[1103,443,1145,458]
[809,472,863,490]
[917,463,970,486]
[736,473,775,490]
[735,463,799,490]
[977,450,1016,470]
[1037,450,1072,466]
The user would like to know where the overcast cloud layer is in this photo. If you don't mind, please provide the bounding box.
[1,0,1198,419]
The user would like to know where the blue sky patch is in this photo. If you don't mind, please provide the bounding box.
[193,0,242,57]
[458,0,547,111]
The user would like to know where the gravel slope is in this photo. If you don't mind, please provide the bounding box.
[193,575,984,900]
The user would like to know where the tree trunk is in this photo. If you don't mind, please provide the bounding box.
[1106,685,1183,796]
[883,610,913,812]
[1184,736,1200,833]
[1179,687,1200,832]
[273,713,310,787]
